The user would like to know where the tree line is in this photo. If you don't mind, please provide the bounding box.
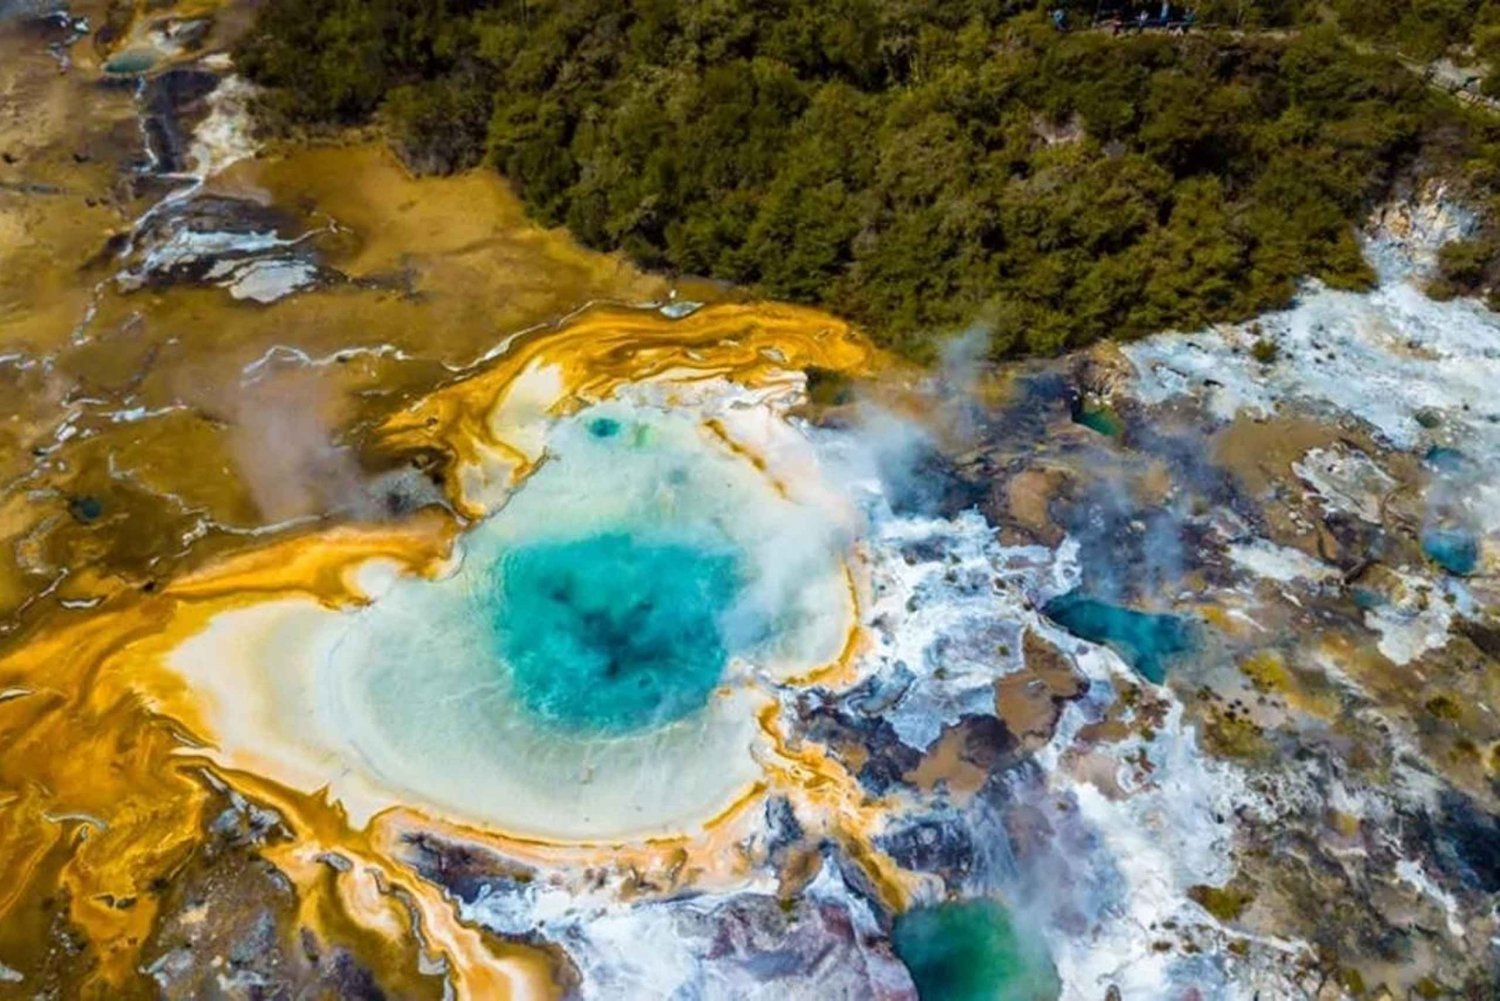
[235,0,1500,357]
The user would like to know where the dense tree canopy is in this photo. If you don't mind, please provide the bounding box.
[236,0,1500,357]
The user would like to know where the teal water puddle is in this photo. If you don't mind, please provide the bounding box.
[486,532,742,734]
[892,900,1060,1001]
[104,49,158,75]
[587,416,622,438]
[1071,399,1123,437]
[1423,445,1469,473]
[1042,591,1193,684]
[1422,528,1479,576]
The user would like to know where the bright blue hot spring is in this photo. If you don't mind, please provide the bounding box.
[1422,528,1479,576]
[485,532,743,734]
[1042,590,1194,684]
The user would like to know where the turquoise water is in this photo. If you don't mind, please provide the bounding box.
[1042,591,1193,684]
[892,900,1060,1001]
[1422,528,1479,576]
[1423,445,1469,473]
[587,416,622,438]
[104,50,158,75]
[485,532,743,734]
[1071,400,1124,437]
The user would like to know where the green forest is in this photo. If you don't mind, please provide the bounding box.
[236,1,1500,357]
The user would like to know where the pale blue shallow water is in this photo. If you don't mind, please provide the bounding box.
[483,532,745,734]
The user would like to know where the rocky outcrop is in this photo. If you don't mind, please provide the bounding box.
[1366,178,1478,280]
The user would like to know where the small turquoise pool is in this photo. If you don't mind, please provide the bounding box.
[1422,528,1479,576]
[587,416,622,438]
[104,49,158,75]
[1423,445,1469,473]
[1042,590,1194,684]
[486,532,743,734]
[1071,399,1124,437]
[892,899,1060,1001]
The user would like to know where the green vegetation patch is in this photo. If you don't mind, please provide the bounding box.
[1188,879,1256,923]
[803,365,857,407]
[1239,651,1291,692]
[237,1,1500,358]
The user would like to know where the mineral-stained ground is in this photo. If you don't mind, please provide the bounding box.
[0,3,1497,1000]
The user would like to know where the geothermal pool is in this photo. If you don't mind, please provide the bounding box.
[892,900,1060,1001]
[170,399,855,840]
[1041,591,1195,685]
